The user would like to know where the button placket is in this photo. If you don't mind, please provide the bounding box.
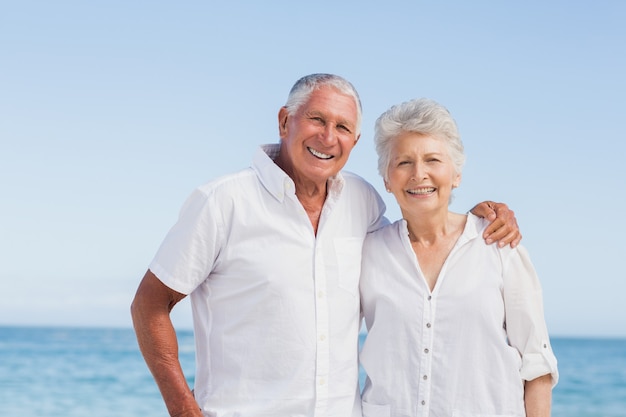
[417,292,434,417]
[312,241,329,416]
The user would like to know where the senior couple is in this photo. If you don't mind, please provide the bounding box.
[131,74,558,417]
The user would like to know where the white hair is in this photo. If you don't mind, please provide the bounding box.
[284,73,363,135]
[374,98,465,181]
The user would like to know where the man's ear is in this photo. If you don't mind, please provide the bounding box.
[355,133,361,145]
[278,107,289,138]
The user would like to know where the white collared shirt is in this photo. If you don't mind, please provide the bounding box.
[149,144,387,417]
[359,213,558,417]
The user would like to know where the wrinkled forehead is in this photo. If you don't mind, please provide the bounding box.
[288,83,362,134]
[305,87,360,126]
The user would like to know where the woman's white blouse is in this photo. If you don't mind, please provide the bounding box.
[359,213,558,417]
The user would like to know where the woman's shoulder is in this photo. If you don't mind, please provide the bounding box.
[466,212,529,262]
[466,211,489,232]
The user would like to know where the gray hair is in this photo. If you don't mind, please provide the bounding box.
[284,73,363,135]
[374,98,465,181]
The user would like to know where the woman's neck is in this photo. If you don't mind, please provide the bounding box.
[404,210,467,291]
[404,209,454,245]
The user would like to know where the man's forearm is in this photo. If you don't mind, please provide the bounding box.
[132,302,201,416]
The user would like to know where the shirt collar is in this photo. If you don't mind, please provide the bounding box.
[398,212,482,246]
[461,212,482,241]
[252,143,345,202]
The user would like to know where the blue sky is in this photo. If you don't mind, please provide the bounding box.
[1,1,625,337]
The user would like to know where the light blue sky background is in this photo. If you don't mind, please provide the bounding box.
[1,1,625,337]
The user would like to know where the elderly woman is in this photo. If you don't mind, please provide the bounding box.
[359,98,558,417]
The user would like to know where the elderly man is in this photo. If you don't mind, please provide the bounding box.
[131,74,520,417]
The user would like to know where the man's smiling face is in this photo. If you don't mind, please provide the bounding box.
[278,86,360,188]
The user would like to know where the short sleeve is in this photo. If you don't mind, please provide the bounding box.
[365,182,388,233]
[149,187,223,295]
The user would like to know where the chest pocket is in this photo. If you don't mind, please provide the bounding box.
[332,237,363,296]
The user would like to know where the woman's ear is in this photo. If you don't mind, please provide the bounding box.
[452,173,462,188]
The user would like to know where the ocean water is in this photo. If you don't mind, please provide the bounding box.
[0,327,624,417]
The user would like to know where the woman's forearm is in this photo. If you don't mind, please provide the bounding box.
[524,374,553,417]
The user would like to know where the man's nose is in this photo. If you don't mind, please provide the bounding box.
[319,125,337,144]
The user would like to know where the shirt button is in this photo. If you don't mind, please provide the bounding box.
[421,400,426,405]
[317,290,325,298]
[428,295,432,300]
[319,378,326,386]
[423,375,428,380]
[319,334,326,341]
[424,348,429,354]
[426,323,432,328]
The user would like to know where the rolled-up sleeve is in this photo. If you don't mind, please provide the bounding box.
[502,245,559,386]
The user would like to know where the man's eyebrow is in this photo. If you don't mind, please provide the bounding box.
[337,118,356,129]
[304,109,355,129]
[305,109,323,117]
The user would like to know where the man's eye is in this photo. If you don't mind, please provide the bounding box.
[338,125,351,133]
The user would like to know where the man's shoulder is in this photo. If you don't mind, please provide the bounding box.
[196,167,258,195]
[341,170,370,183]
[368,219,401,236]
[340,170,379,194]
[179,168,261,221]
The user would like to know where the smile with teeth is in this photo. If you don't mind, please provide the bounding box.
[407,187,436,195]
[308,147,333,160]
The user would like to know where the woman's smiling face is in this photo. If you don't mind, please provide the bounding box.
[386,131,461,216]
